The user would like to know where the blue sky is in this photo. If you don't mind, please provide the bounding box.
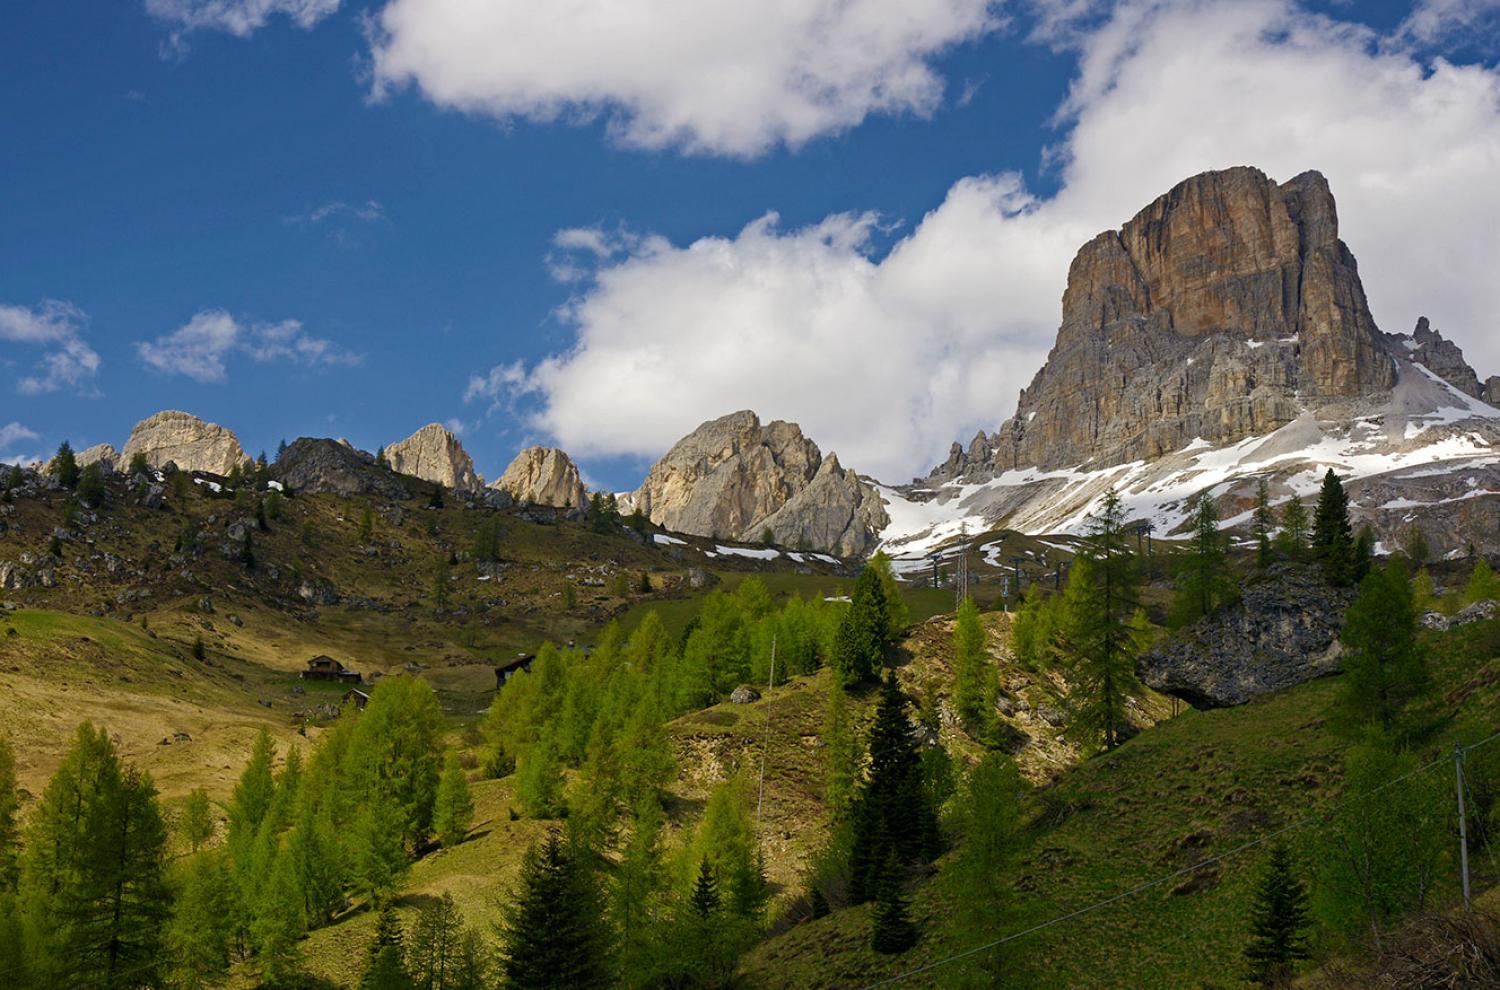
[3,0,1499,488]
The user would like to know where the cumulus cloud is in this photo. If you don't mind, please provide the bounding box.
[0,423,40,451]
[1396,0,1500,47]
[489,0,1500,482]
[136,310,360,382]
[368,0,1004,157]
[0,300,102,396]
[146,0,341,38]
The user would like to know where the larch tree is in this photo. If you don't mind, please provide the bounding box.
[952,596,997,736]
[432,753,474,849]
[1338,561,1427,737]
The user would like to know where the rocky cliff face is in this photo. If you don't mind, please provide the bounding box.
[933,167,1400,479]
[1387,316,1484,399]
[384,423,483,492]
[121,410,249,476]
[76,444,119,473]
[274,438,412,499]
[492,447,586,509]
[633,411,888,556]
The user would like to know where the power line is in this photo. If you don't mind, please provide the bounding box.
[858,728,1500,989]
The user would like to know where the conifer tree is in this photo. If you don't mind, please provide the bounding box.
[433,752,474,848]
[869,851,916,954]
[1278,494,1309,556]
[182,786,214,853]
[360,506,375,543]
[1403,523,1431,567]
[1172,492,1234,626]
[1059,490,1143,751]
[1464,558,1500,604]
[497,831,613,990]
[20,724,170,989]
[407,891,464,990]
[49,440,79,489]
[286,801,345,926]
[77,461,106,506]
[613,797,669,985]
[1338,561,1426,736]
[1313,469,1355,585]
[1253,478,1276,568]
[432,555,451,613]
[166,853,236,990]
[1243,843,1311,988]
[952,596,997,736]
[869,551,911,638]
[354,787,412,903]
[229,728,277,855]
[240,528,256,569]
[253,849,306,986]
[0,736,18,892]
[849,673,940,904]
[690,858,721,918]
[362,901,414,990]
[953,753,1022,979]
[127,451,150,476]
[832,565,889,688]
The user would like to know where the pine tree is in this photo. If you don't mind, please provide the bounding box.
[360,506,376,543]
[1403,523,1431,567]
[953,753,1022,978]
[253,848,306,986]
[256,497,270,531]
[240,529,256,569]
[690,858,721,918]
[77,461,106,507]
[49,440,79,489]
[165,853,236,990]
[952,596,997,736]
[0,736,18,892]
[182,786,214,853]
[362,902,414,990]
[433,752,474,848]
[20,724,170,989]
[832,565,889,688]
[1338,561,1427,736]
[276,438,288,461]
[1253,478,1276,568]
[432,555,451,613]
[1171,492,1235,627]
[1059,490,1143,751]
[497,831,613,990]
[1278,494,1309,556]
[1243,843,1311,988]
[1313,469,1355,585]
[1464,558,1500,604]
[869,851,916,954]
[407,891,464,990]
[849,673,940,904]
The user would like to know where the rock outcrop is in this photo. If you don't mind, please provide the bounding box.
[121,411,248,477]
[632,411,888,556]
[273,438,411,500]
[1138,566,1354,708]
[76,444,119,473]
[1389,316,1484,399]
[491,447,586,509]
[384,423,483,493]
[931,167,1398,478]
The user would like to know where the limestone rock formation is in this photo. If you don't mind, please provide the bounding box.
[274,438,411,500]
[384,423,483,492]
[936,167,1398,478]
[491,447,586,509]
[1138,566,1354,708]
[76,444,119,474]
[633,411,888,556]
[1390,316,1484,399]
[121,410,248,476]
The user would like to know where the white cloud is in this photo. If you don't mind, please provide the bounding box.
[283,199,386,226]
[493,0,1500,482]
[146,0,341,38]
[368,0,1004,157]
[0,300,102,396]
[0,423,39,451]
[1397,0,1500,46]
[136,310,360,382]
[464,360,531,406]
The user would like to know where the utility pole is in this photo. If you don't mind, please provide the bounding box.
[1456,740,1471,910]
[1010,556,1026,599]
[930,555,939,590]
[955,548,970,607]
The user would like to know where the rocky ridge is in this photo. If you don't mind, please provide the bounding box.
[884,166,1500,560]
[383,423,483,493]
[632,411,888,557]
[492,447,587,509]
[121,410,249,477]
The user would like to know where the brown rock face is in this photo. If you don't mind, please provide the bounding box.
[384,423,483,492]
[76,444,119,473]
[971,167,1396,474]
[492,447,586,509]
[121,410,249,476]
[633,411,888,556]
